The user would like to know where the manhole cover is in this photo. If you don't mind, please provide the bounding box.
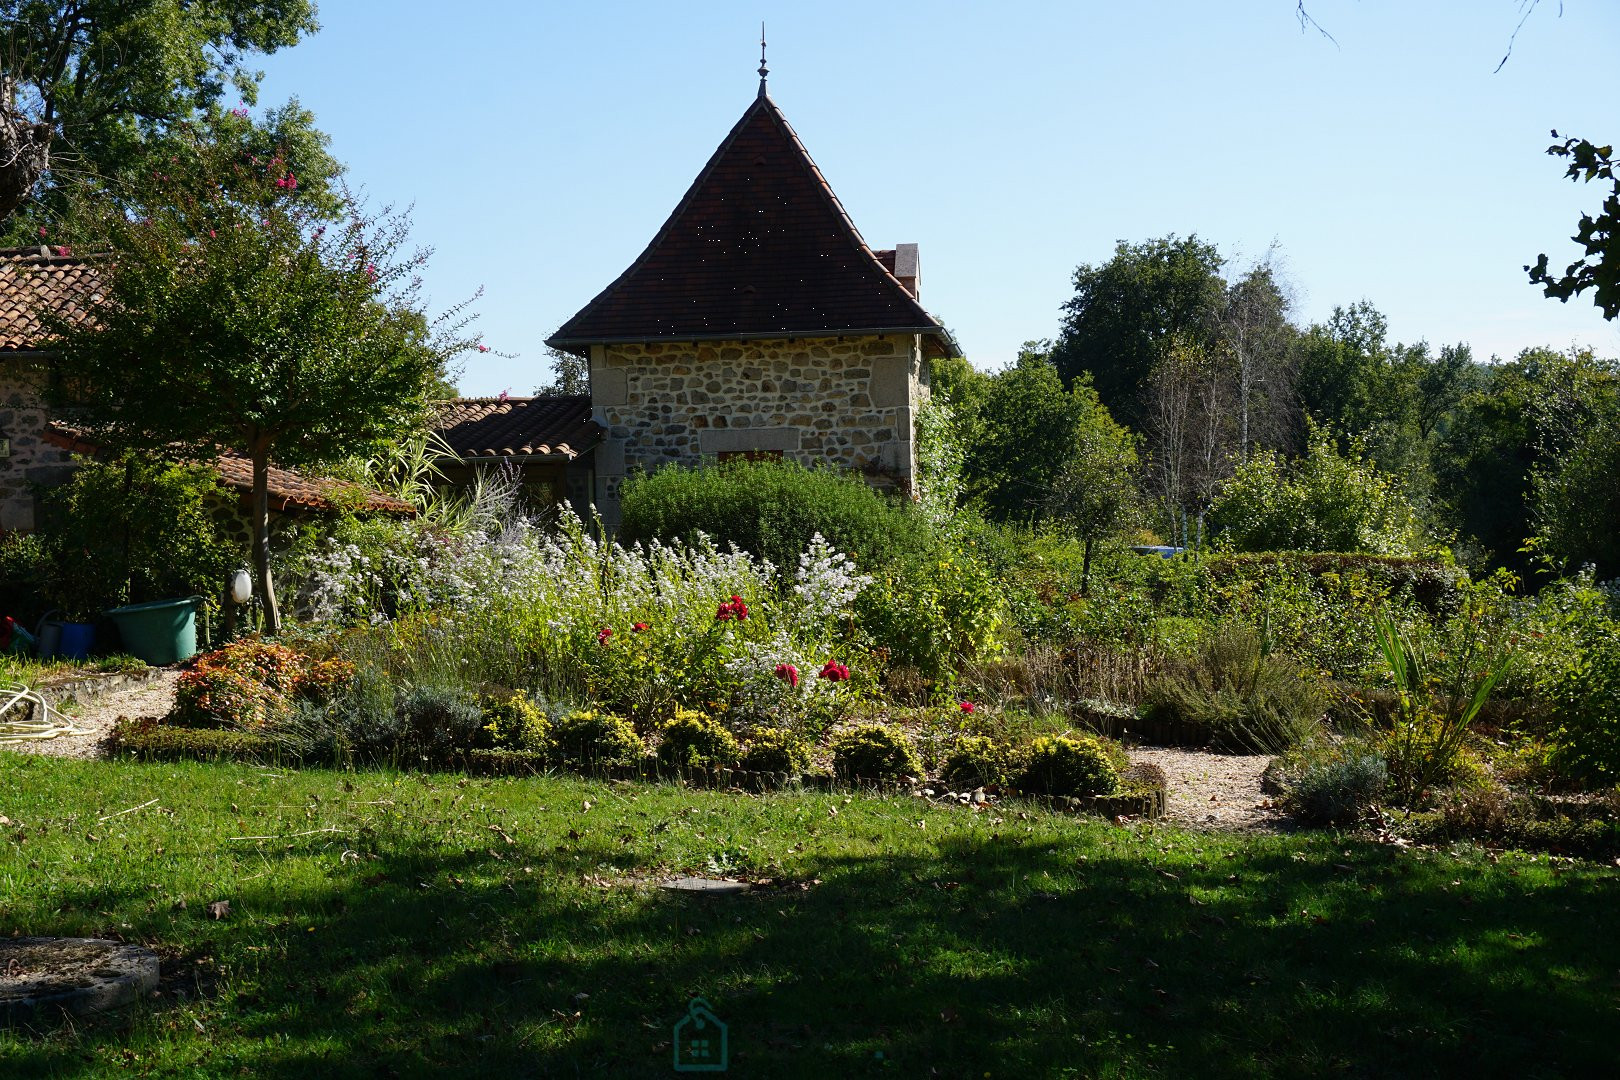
[659,876,753,895]
[1,937,160,1024]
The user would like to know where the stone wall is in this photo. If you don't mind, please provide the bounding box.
[0,364,75,532]
[588,333,928,522]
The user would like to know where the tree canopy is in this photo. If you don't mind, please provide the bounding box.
[1050,234,1227,430]
[1207,424,1431,557]
[1527,132,1619,321]
[0,0,338,233]
[45,133,477,632]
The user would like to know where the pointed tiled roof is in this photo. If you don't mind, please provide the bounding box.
[431,396,601,459]
[547,93,957,357]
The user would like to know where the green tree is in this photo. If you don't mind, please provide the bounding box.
[1043,399,1140,595]
[0,0,337,232]
[1527,132,1619,321]
[962,347,1118,524]
[1050,234,1226,429]
[1207,424,1430,555]
[35,453,237,618]
[1435,346,1615,576]
[1219,262,1300,460]
[1527,352,1620,578]
[46,135,476,633]
[534,344,588,395]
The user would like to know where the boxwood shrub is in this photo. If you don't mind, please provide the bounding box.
[656,710,741,770]
[739,727,812,775]
[831,724,923,782]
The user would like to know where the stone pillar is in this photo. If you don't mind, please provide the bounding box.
[588,344,628,525]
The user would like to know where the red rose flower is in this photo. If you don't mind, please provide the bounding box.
[597,625,613,646]
[774,663,799,688]
[959,701,976,714]
[818,660,850,682]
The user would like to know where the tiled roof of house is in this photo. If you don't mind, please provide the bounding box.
[546,92,957,358]
[432,395,601,459]
[0,246,100,351]
[43,423,416,515]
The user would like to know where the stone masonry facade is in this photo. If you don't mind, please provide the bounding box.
[0,366,76,532]
[588,333,930,521]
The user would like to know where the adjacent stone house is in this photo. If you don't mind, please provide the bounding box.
[430,395,601,510]
[545,78,958,524]
[0,246,412,534]
[0,247,95,531]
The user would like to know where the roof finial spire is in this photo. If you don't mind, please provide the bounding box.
[757,22,768,96]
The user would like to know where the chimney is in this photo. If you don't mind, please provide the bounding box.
[893,243,920,300]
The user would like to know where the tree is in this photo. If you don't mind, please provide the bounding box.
[46,135,477,634]
[534,344,588,395]
[1218,259,1299,461]
[1527,132,1619,321]
[1143,335,1230,544]
[959,346,1111,524]
[1044,400,1140,595]
[1206,423,1431,556]
[1525,350,1620,577]
[1050,234,1226,430]
[1435,346,1615,576]
[0,0,337,232]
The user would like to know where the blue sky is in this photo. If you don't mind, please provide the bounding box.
[255,1,1620,396]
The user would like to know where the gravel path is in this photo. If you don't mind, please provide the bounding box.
[1129,746,1283,831]
[3,672,180,760]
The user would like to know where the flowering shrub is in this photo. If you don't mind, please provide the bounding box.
[819,660,851,682]
[856,549,1006,688]
[480,692,550,752]
[293,506,887,729]
[172,640,353,729]
[941,734,1022,790]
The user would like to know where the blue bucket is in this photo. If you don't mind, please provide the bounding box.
[50,620,96,661]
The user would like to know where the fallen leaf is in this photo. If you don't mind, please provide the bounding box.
[205,900,231,920]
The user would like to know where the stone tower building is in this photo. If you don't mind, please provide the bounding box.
[546,80,958,524]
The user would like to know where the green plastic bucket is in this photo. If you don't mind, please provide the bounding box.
[104,597,203,666]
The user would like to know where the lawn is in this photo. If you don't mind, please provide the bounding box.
[1,754,1615,1078]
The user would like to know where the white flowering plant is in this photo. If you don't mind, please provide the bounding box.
[300,505,874,731]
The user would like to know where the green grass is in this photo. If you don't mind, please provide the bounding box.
[1,654,149,688]
[1,755,1615,1078]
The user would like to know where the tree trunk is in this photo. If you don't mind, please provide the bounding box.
[250,440,282,635]
[1081,536,1094,598]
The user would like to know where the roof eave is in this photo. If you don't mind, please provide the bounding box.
[546,326,961,356]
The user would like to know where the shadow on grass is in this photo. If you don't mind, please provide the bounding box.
[9,820,1615,1080]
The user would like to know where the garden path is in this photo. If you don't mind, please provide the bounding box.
[2,672,180,760]
[1129,746,1282,831]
